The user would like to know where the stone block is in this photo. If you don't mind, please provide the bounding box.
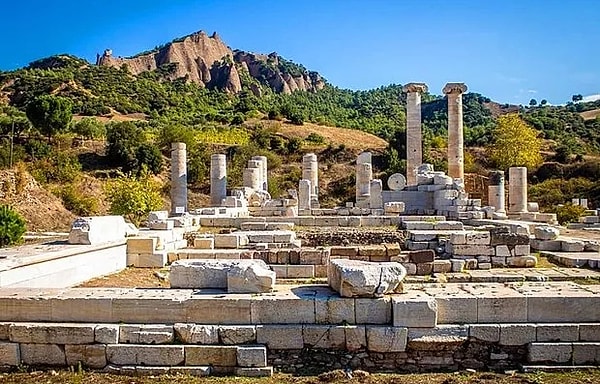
[251,296,315,324]
[9,323,95,344]
[536,324,579,342]
[408,325,468,350]
[392,293,437,328]
[384,243,401,257]
[469,324,500,342]
[408,249,435,263]
[68,216,131,245]
[330,246,358,257]
[499,324,536,345]
[345,326,367,351]
[530,239,562,251]
[405,240,430,250]
[465,231,491,245]
[315,265,328,278]
[236,345,267,367]
[449,232,466,245]
[416,262,433,275]
[65,344,107,368]
[401,262,417,275]
[0,342,20,366]
[127,237,157,254]
[0,323,9,341]
[451,259,465,272]
[355,297,392,324]
[185,297,251,325]
[227,262,276,294]
[572,342,600,364]
[514,244,530,256]
[528,342,572,363]
[450,244,494,256]
[174,324,218,344]
[328,259,406,298]
[106,345,184,366]
[185,345,237,367]
[302,325,346,349]
[358,245,387,257]
[300,249,328,265]
[432,260,451,273]
[95,325,119,344]
[534,226,560,241]
[287,265,315,278]
[214,233,248,249]
[495,245,511,257]
[315,296,355,325]
[194,238,214,249]
[218,326,256,345]
[580,324,600,341]
[256,325,303,349]
[366,326,408,352]
[234,367,273,377]
[20,343,66,365]
[120,324,174,344]
[527,294,600,323]
[561,239,585,252]
[508,255,537,268]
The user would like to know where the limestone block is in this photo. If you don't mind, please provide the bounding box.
[68,216,130,245]
[435,221,464,230]
[355,297,392,324]
[433,260,452,273]
[405,240,430,250]
[218,326,256,345]
[119,324,174,344]
[461,285,527,323]
[236,345,267,367]
[580,324,600,341]
[499,324,536,345]
[449,232,467,245]
[403,222,434,230]
[185,345,237,367]
[135,252,168,268]
[300,249,328,265]
[240,222,267,231]
[401,262,417,275]
[366,326,408,352]
[416,262,433,275]
[234,367,274,377]
[149,220,174,230]
[0,342,19,366]
[315,265,328,278]
[561,239,585,252]
[328,259,407,298]
[9,323,95,344]
[450,244,494,256]
[528,342,572,363]
[572,342,600,364]
[302,325,346,349]
[514,244,531,256]
[344,326,367,351]
[424,286,477,324]
[358,245,387,257]
[246,233,274,243]
[407,325,468,350]
[287,265,314,278]
[95,325,119,344]
[194,238,214,249]
[465,231,491,245]
[469,324,500,342]
[408,249,435,263]
[251,295,315,324]
[227,262,275,294]
[536,324,579,342]
[256,325,303,349]
[65,344,107,368]
[392,293,437,328]
[384,243,401,257]
[20,343,66,365]
[527,293,600,323]
[330,246,358,257]
[451,259,465,272]
[174,324,218,344]
[107,345,184,366]
[0,323,9,341]
[508,256,537,268]
[214,233,249,249]
[530,239,562,251]
[315,296,355,325]
[478,262,492,270]
[495,245,511,257]
[270,265,286,278]
[127,237,157,254]
[534,226,560,240]
[185,297,252,324]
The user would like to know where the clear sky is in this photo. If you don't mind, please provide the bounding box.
[1,0,599,105]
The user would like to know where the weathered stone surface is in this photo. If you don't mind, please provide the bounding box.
[106,345,184,366]
[174,324,218,344]
[536,324,579,342]
[256,325,303,349]
[528,342,572,363]
[572,342,600,364]
[68,216,132,245]
[119,325,174,344]
[580,324,600,341]
[392,293,437,328]
[185,345,237,366]
[302,325,345,349]
[366,326,407,352]
[328,259,406,298]
[9,323,95,344]
[0,323,10,341]
[65,344,107,368]
[408,325,468,350]
[469,324,500,342]
[234,367,273,377]
[315,296,355,324]
[218,326,256,345]
[345,326,367,351]
[227,262,275,294]
[355,297,392,324]
[95,325,119,344]
[0,342,19,366]
[499,324,536,345]
[21,343,66,365]
[534,226,560,241]
[236,345,267,367]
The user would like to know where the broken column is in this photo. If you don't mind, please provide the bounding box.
[443,83,468,180]
[251,155,268,191]
[356,152,372,208]
[369,179,383,209]
[402,82,428,185]
[243,160,261,191]
[302,153,319,208]
[298,179,312,212]
[170,142,187,215]
[509,166,528,213]
[488,170,506,214]
[210,154,227,206]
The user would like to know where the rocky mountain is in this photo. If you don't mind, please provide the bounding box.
[96,31,325,95]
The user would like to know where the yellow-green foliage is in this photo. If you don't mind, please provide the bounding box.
[0,205,26,248]
[529,177,594,209]
[56,184,98,216]
[487,113,543,170]
[104,172,163,226]
[196,127,249,145]
[550,203,587,225]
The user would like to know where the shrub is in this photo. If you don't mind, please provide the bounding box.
[305,132,325,144]
[0,205,26,247]
[134,144,163,175]
[57,185,98,216]
[105,172,163,225]
[71,118,106,140]
[286,137,302,154]
[29,151,82,184]
[550,203,586,225]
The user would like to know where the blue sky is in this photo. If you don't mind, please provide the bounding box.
[1,0,599,104]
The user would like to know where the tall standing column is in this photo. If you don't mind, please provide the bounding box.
[402,83,428,185]
[355,152,373,208]
[443,83,468,180]
[509,167,528,213]
[251,155,268,192]
[210,154,227,206]
[488,170,506,213]
[170,142,187,215]
[302,153,319,205]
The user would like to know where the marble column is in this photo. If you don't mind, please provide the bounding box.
[170,143,187,215]
[402,83,428,185]
[302,153,319,205]
[508,167,528,213]
[298,179,312,212]
[488,170,506,213]
[210,154,227,206]
[443,82,468,180]
[356,152,373,208]
[251,155,268,191]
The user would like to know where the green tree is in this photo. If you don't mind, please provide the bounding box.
[572,94,583,102]
[487,113,543,170]
[105,121,145,168]
[25,95,73,140]
[105,172,163,225]
[529,98,538,107]
[134,143,163,175]
[540,99,548,106]
[71,117,105,140]
[0,205,26,247]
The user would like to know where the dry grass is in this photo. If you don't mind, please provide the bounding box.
[580,109,600,121]
[277,122,387,150]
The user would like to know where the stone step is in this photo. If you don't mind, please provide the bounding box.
[528,342,600,365]
[521,365,600,373]
[105,364,273,377]
[541,251,600,269]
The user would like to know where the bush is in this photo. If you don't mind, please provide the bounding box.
[71,118,106,139]
[57,185,98,216]
[0,205,26,247]
[105,172,163,225]
[106,121,145,167]
[29,151,82,184]
[134,144,163,175]
[550,203,586,225]
[305,132,325,144]
[529,178,594,209]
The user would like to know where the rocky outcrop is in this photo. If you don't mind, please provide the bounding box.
[96,31,325,94]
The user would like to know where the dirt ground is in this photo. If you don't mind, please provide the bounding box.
[1,370,599,384]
